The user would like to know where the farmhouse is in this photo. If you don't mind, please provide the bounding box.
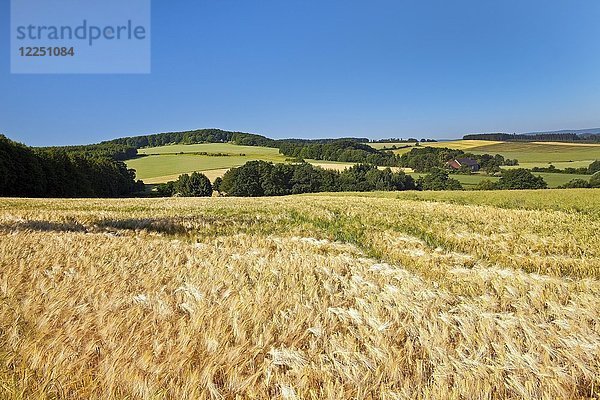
[447,157,480,172]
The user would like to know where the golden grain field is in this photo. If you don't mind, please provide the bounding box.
[0,191,599,399]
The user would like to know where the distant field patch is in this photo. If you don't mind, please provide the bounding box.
[128,144,287,182]
[141,168,231,184]
[502,160,593,169]
[462,142,600,163]
[138,143,282,156]
[534,172,593,187]
[127,154,283,181]
[410,140,600,165]
[368,142,416,150]
[305,160,356,171]
[421,140,503,150]
[530,141,600,147]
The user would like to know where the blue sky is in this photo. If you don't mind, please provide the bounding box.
[1,0,600,146]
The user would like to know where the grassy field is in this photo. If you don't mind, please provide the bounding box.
[128,144,288,183]
[368,142,419,150]
[0,189,599,399]
[138,143,283,157]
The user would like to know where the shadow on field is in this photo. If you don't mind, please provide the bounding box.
[95,218,188,235]
[0,218,189,235]
[0,220,88,233]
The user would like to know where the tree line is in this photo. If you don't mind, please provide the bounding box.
[39,142,139,161]
[158,161,590,198]
[157,161,424,197]
[0,135,143,197]
[102,129,277,149]
[463,133,600,142]
[529,160,600,175]
[102,128,377,152]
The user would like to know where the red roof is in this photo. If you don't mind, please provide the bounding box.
[447,160,462,169]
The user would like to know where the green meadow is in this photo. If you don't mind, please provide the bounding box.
[138,143,283,157]
[128,143,287,183]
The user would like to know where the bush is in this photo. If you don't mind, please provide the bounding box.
[588,160,600,175]
[418,168,463,191]
[590,172,600,188]
[497,169,547,190]
[156,181,176,196]
[559,179,591,189]
[475,179,499,190]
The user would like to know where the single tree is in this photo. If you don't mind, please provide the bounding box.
[175,172,213,197]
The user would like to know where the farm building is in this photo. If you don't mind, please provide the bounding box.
[447,157,480,172]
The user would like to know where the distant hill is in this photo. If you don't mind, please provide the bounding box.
[523,128,600,136]
[464,129,600,143]
[101,128,371,150]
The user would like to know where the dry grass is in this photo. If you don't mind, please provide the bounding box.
[0,194,598,399]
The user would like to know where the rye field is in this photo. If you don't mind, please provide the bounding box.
[0,189,599,399]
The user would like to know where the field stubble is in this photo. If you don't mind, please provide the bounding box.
[0,192,599,399]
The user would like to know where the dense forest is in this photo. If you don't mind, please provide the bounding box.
[463,132,600,142]
[39,143,139,161]
[0,135,143,197]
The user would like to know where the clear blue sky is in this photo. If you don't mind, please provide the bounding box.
[1,0,600,146]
